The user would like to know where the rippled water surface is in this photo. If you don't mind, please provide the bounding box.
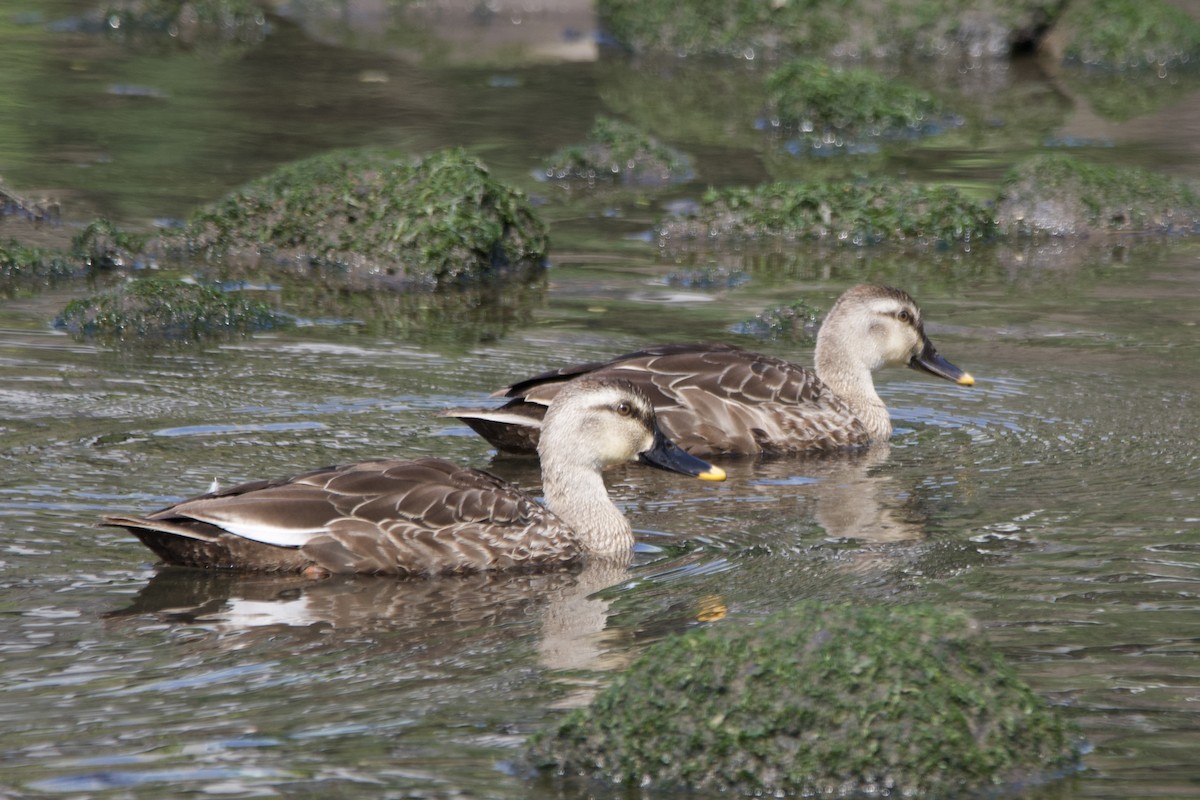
[3,2,1200,798]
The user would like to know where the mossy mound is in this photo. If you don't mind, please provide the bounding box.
[995,154,1200,236]
[55,277,289,345]
[598,0,1059,60]
[0,240,77,286]
[529,603,1079,796]
[1054,0,1200,71]
[72,219,149,271]
[540,116,694,187]
[660,179,995,247]
[181,148,549,290]
[765,60,951,153]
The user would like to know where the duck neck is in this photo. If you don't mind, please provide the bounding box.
[540,457,634,558]
[815,341,892,441]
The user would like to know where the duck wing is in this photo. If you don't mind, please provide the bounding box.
[443,344,868,457]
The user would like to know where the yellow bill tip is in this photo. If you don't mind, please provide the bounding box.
[957,372,975,387]
[699,465,727,482]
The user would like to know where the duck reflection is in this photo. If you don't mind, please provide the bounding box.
[799,444,926,546]
[107,557,639,675]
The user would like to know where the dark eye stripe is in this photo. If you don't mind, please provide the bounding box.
[619,400,654,427]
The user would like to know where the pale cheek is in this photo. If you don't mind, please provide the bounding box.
[882,332,917,366]
[598,437,638,465]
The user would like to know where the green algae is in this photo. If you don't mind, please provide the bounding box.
[995,153,1200,236]
[529,602,1079,796]
[658,154,1199,260]
[660,178,995,247]
[0,239,76,286]
[72,218,149,271]
[540,116,694,186]
[180,147,549,290]
[55,276,289,345]
[765,59,949,151]
[1055,0,1200,70]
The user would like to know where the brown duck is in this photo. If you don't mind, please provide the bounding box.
[442,285,974,457]
[104,378,726,576]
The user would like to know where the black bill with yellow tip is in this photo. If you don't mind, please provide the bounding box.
[638,429,727,481]
[909,336,975,386]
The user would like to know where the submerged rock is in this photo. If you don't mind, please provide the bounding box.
[72,218,149,271]
[55,277,289,345]
[540,116,694,187]
[528,602,1079,796]
[996,154,1200,236]
[659,178,995,247]
[179,147,549,290]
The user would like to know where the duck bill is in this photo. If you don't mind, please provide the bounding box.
[909,336,975,386]
[638,430,726,481]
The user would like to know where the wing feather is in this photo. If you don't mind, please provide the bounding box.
[444,344,867,456]
[105,458,581,575]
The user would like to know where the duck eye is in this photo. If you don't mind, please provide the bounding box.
[896,309,912,323]
[615,401,633,417]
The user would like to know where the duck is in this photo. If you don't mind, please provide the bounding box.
[103,377,726,577]
[441,285,974,457]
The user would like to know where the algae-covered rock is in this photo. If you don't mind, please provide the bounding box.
[529,602,1079,796]
[995,154,1200,236]
[765,59,952,153]
[72,218,149,271]
[55,277,289,345]
[181,148,549,290]
[540,116,694,186]
[598,0,1059,60]
[660,179,995,247]
[0,240,77,288]
[1051,0,1200,70]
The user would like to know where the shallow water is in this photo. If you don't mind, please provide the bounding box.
[2,2,1200,798]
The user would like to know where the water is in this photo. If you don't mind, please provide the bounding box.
[2,2,1200,797]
